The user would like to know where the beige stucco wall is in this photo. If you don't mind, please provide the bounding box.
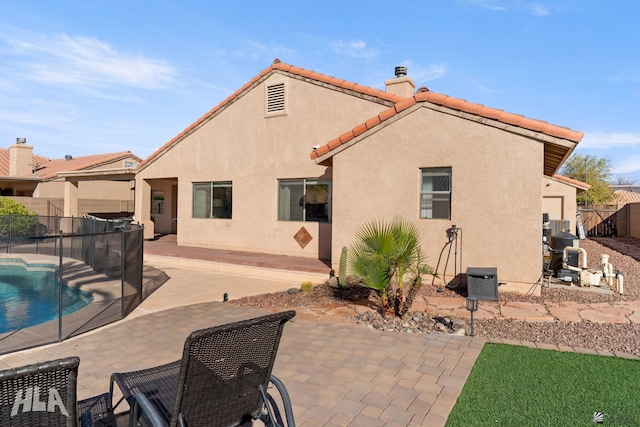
[542,176,578,233]
[331,105,545,286]
[9,196,131,216]
[34,180,134,201]
[136,73,390,258]
[33,157,138,201]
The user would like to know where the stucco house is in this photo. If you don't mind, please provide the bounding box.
[134,60,584,289]
[0,139,140,217]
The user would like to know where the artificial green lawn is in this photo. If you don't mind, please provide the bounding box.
[446,343,640,426]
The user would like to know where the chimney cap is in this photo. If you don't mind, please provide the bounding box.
[394,66,407,77]
[16,137,26,144]
[65,155,73,161]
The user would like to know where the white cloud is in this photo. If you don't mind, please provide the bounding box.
[1,29,176,91]
[243,39,294,58]
[460,0,557,16]
[400,61,446,83]
[460,0,507,11]
[580,131,640,149]
[608,68,640,84]
[473,82,500,94]
[528,2,550,16]
[616,154,640,175]
[331,40,379,60]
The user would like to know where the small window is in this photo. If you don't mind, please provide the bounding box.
[420,168,451,219]
[151,190,165,215]
[192,182,232,219]
[265,82,286,116]
[278,179,331,222]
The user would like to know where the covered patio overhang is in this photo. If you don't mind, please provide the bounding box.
[55,168,137,217]
[0,176,41,196]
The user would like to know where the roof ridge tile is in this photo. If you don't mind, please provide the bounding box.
[394,97,416,113]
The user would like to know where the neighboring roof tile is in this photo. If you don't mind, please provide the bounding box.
[0,149,50,177]
[311,90,584,161]
[615,190,640,204]
[138,60,405,170]
[552,174,591,191]
[0,149,138,180]
[35,152,140,180]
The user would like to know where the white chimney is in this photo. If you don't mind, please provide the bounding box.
[9,138,34,177]
[385,66,415,98]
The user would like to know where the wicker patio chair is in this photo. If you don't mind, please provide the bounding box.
[109,310,296,427]
[0,356,116,426]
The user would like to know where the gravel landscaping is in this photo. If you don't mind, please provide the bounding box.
[231,237,640,357]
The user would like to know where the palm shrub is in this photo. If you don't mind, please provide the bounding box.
[348,218,434,317]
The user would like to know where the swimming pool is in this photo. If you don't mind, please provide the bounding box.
[0,260,93,333]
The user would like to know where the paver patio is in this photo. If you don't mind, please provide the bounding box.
[1,235,638,425]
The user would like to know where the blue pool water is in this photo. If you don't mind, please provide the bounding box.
[0,260,93,333]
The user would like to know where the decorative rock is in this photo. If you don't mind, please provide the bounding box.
[287,288,299,295]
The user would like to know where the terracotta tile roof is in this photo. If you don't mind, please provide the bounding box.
[0,148,140,180]
[311,91,584,169]
[615,190,640,204]
[0,149,50,177]
[552,174,591,191]
[138,60,405,171]
[35,152,141,180]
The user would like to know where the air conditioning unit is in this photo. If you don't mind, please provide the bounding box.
[466,267,498,301]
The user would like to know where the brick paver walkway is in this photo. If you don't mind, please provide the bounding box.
[0,302,485,426]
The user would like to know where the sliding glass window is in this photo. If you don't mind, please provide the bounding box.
[192,181,232,219]
[278,179,331,222]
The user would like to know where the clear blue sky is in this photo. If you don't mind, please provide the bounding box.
[0,1,638,182]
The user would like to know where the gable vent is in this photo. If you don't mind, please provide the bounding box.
[266,83,286,114]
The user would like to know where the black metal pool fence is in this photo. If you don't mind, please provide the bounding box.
[0,215,144,355]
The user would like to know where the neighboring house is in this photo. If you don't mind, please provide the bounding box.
[614,190,640,205]
[134,60,583,289]
[544,174,590,232]
[611,184,640,194]
[0,139,140,216]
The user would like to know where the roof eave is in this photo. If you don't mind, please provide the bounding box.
[312,100,582,175]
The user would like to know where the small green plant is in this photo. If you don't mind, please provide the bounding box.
[300,281,314,292]
[338,246,348,289]
[0,198,37,238]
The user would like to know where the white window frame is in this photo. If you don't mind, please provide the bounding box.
[420,168,451,220]
[192,181,233,219]
[278,178,331,223]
